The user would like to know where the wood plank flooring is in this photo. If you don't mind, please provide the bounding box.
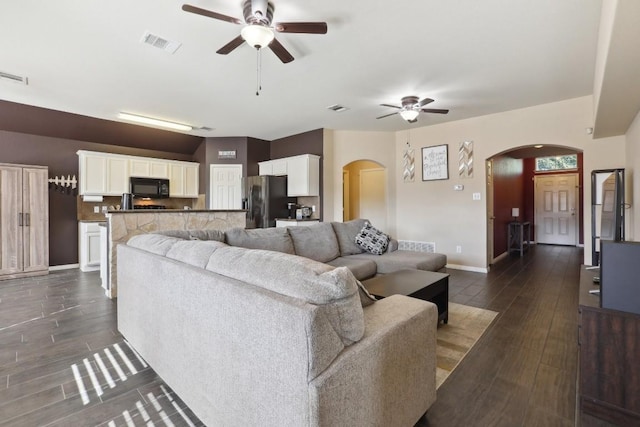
[0,244,611,426]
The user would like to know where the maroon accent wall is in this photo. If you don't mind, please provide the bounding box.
[0,130,194,266]
[493,156,524,258]
[0,100,203,155]
[523,153,584,244]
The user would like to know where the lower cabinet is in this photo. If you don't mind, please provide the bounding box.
[79,222,102,272]
[0,164,49,280]
[275,219,319,228]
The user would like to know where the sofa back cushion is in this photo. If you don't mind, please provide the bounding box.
[225,227,295,254]
[205,246,364,345]
[331,219,368,256]
[154,229,225,242]
[288,222,340,263]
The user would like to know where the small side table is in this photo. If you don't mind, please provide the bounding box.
[508,221,531,257]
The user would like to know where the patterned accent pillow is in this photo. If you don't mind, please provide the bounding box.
[354,222,390,255]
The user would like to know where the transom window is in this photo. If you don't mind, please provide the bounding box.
[535,154,578,172]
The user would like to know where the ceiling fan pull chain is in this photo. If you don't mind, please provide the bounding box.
[255,49,262,96]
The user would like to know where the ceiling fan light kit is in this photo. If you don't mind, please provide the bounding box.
[241,24,275,49]
[377,95,450,123]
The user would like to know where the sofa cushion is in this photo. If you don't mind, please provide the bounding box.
[288,222,340,263]
[331,219,368,256]
[204,246,364,345]
[154,229,226,242]
[127,234,184,256]
[225,227,295,254]
[165,240,227,268]
[355,222,390,255]
[326,257,377,281]
[348,250,447,273]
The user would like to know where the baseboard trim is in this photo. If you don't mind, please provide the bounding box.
[446,263,489,274]
[49,264,80,271]
[492,252,509,264]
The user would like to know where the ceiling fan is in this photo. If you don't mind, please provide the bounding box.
[377,96,449,123]
[182,0,328,64]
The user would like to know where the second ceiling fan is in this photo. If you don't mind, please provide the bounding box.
[182,0,327,64]
[377,96,449,123]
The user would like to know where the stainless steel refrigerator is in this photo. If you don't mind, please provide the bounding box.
[242,175,293,228]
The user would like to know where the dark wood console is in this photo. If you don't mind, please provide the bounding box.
[578,267,640,425]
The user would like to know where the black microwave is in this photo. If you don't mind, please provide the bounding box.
[130,177,170,198]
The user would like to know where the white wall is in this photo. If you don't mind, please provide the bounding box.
[626,110,640,240]
[323,130,397,236]
[323,96,628,269]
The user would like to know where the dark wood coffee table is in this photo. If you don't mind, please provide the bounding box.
[363,269,449,323]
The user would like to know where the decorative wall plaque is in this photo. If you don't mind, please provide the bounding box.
[403,148,415,182]
[422,144,449,181]
[458,141,473,178]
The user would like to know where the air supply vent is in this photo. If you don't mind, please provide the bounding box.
[0,71,28,85]
[327,104,349,112]
[140,31,182,54]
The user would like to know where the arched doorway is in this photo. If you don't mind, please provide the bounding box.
[486,145,583,266]
[343,160,387,229]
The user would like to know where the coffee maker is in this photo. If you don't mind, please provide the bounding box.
[287,202,298,219]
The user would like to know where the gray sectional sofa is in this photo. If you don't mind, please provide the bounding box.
[159,218,447,280]
[117,233,438,426]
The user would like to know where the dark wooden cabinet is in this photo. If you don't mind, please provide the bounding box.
[578,267,640,426]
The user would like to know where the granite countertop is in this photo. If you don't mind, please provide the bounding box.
[78,219,108,223]
[107,209,248,214]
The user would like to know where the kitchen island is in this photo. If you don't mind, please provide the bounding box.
[104,209,246,298]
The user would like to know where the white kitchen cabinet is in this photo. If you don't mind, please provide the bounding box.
[258,159,287,176]
[0,164,49,280]
[170,163,199,198]
[106,157,128,194]
[130,159,170,178]
[78,150,198,197]
[286,154,320,196]
[79,222,102,272]
[276,219,319,228]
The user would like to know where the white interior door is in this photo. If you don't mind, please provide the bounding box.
[535,174,578,245]
[210,165,242,210]
[359,168,386,230]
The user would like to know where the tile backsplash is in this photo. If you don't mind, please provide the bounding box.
[76,195,200,221]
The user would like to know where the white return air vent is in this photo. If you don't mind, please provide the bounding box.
[140,31,182,54]
[398,240,436,253]
[0,71,28,85]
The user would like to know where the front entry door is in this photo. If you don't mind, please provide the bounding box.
[535,174,578,245]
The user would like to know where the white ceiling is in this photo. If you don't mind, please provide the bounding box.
[0,0,603,141]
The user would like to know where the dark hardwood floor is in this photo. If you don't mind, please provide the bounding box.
[0,245,613,426]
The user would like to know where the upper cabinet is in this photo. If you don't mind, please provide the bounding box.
[78,151,199,197]
[259,154,319,197]
[286,154,320,197]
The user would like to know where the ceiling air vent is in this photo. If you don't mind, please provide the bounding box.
[140,31,182,54]
[327,104,349,113]
[0,71,28,85]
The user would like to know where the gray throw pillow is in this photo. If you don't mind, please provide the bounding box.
[355,222,390,255]
[225,227,295,254]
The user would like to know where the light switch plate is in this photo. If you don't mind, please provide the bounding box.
[472,192,481,201]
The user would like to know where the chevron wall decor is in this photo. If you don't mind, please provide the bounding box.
[458,141,474,178]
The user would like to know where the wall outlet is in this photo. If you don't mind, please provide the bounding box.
[456,245,462,253]
[101,206,108,213]
[93,206,100,213]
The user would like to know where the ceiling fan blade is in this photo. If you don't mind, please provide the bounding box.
[216,35,245,55]
[421,108,449,114]
[268,38,294,63]
[380,103,402,109]
[182,4,243,25]
[419,98,435,107]
[274,22,328,34]
[376,112,399,120]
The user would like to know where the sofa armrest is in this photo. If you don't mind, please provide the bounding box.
[308,295,437,426]
[386,238,399,252]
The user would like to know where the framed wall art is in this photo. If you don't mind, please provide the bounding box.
[422,144,449,181]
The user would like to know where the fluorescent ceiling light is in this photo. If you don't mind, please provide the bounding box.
[400,109,419,121]
[118,112,192,131]
[241,25,275,49]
